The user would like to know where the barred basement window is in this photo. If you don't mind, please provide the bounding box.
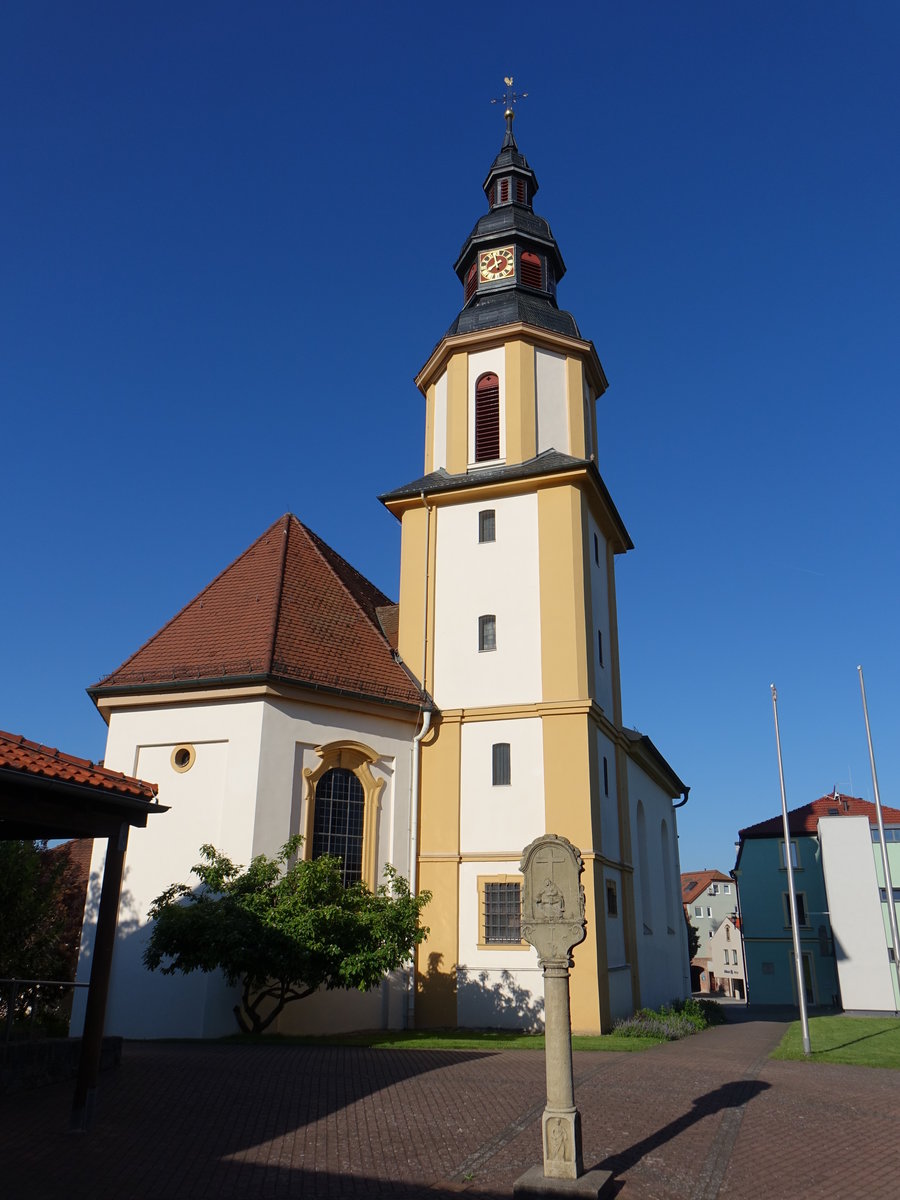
[484,881,521,943]
[312,767,364,886]
[478,509,496,543]
[478,614,496,652]
[474,373,500,461]
[492,742,511,786]
[520,251,542,289]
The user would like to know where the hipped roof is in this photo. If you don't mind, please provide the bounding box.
[90,515,425,710]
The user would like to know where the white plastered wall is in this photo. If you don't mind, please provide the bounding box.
[535,348,567,454]
[72,693,418,1039]
[627,759,690,1008]
[819,815,897,1012]
[431,494,542,710]
[596,728,620,862]
[588,521,614,714]
[432,369,447,471]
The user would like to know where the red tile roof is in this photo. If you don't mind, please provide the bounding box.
[681,868,731,904]
[0,731,157,800]
[91,515,425,709]
[739,793,900,839]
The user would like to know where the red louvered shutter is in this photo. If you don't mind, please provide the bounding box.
[464,263,477,302]
[498,178,509,203]
[521,252,542,289]
[516,178,527,204]
[475,374,500,461]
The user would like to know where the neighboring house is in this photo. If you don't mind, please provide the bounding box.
[681,869,739,993]
[735,792,900,1011]
[74,113,691,1039]
[704,917,746,999]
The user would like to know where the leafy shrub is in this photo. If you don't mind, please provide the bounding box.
[613,997,725,1041]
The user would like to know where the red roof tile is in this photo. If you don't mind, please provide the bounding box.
[681,868,731,904]
[91,515,425,708]
[0,731,157,801]
[739,793,900,839]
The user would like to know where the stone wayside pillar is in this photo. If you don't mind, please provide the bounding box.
[514,835,612,1199]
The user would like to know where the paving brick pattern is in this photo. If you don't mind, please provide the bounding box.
[3,1011,899,1199]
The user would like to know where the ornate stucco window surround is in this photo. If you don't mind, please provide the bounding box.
[302,740,386,889]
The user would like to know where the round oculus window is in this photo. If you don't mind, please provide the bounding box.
[171,744,196,773]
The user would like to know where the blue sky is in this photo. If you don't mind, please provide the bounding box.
[2,2,898,873]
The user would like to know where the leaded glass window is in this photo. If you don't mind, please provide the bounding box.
[312,767,364,885]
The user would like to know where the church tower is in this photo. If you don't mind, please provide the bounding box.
[381,105,688,1033]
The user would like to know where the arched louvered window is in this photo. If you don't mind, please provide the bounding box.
[312,767,364,885]
[474,373,500,462]
[521,252,542,290]
[464,262,477,302]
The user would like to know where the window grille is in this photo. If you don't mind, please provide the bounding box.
[475,373,500,461]
[478,614,496,652]
[484,882,521,943]
[478,509,496,543]
[312,767,364,885]
[492,742,511,786]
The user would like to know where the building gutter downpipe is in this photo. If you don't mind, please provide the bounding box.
[673,787,690,809]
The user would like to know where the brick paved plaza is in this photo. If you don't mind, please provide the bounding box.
[3,1010,899,1199]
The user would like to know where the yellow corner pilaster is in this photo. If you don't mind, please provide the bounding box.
[566,356,587,459]
[445,351,469,474]
[570,859,610,1034]
[424,382,436,474]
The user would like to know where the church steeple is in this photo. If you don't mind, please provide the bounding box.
[448,109,577,340]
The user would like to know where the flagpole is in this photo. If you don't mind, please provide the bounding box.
[858,666,900,1003]
[770,684,811,1055]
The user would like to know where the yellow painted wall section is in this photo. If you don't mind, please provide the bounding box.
[418,718,461,856]
[565,356,587,459]
[397,506,427,681]
[538,485,589,701]
[570,859,610,1033]
[415,859,459,1027]
[541,710,593,851]
[424,383,436,474]
[505,339,536,464]
[445,351,469,475]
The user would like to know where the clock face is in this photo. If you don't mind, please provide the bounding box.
[479,246,515,282]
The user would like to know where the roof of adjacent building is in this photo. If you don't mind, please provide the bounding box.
[0,731,157,801]
[681,868,732,904]
[739,793,900,839]
[90,514,426,710]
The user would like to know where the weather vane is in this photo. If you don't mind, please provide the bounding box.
[491,75,528,134]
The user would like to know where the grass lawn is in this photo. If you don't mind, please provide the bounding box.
[772,1015,900,1068]
[230,1029,664,1052]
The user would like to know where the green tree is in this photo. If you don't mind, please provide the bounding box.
[143,837,431,1033]
[0,840,83,1027]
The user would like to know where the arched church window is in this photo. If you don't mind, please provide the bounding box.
[520,252,542,290]
[312,767,364,886]
[474,373,500,462]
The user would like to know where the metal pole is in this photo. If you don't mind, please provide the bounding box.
[770,684,811,1055]
[858,666,900,1003]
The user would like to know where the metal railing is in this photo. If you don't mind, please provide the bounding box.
[1,978,88,1044]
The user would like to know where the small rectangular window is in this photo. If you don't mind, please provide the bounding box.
[606,879,618,917]
[598,630,604,668]
[478,614,496,652]
[593,533,599,566]
[724,883,731,894]
[732,949,739,964]
[783,892,809,927]
[780,841,800,869]
[484,881,521,943]
[602,755,609,796]
[478,509,496,543]
[706,907,712,917]
[492,742,511,786]
[694,905,702,917]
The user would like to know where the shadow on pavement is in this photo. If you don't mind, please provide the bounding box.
[590,1077,771,1178]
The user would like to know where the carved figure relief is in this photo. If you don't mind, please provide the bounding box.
[546,1118,571,1162]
